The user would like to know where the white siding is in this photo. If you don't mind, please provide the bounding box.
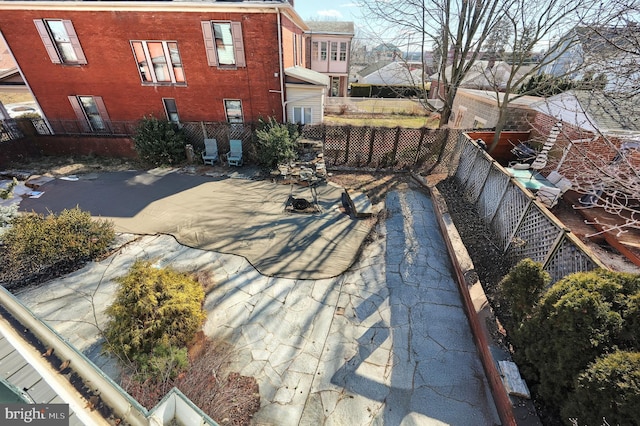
[285,85,325,124]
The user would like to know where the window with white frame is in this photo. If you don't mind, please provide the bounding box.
[224,100,243,123]
[339,42,347,61]
[292,107,312,125]
[330,42,338,61]
[34,19,87,65]
[68,95,111,133]
[132,41,185,84]
[163,98,180,124]
[312,42,319,60]
[201,21,246,67]
[320,42,327,61]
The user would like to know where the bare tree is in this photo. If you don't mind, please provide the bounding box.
[358,0,505,126]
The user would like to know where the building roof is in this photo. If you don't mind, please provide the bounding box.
[430,60,533,90]
[530,90,640,135]
[456,88,543,107]
[305,21,354,35]
[285,66,330,86]
[361,61,425,86]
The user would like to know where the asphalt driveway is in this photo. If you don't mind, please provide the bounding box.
[19,170,372,280]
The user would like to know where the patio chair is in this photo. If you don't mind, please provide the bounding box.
[227,139,243,167]
[546,171,573,194]
[201,138,219,165]
[536,186,562,208]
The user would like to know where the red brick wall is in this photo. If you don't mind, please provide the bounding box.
[281,14,305,68]
[0,9,290,123]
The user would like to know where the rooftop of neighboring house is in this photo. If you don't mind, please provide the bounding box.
[0,287,217,426]
[430,61,535,90]
[530,90,640,135]
[456,88,543,107]
[305,21,354,35]
[360,61,425,86]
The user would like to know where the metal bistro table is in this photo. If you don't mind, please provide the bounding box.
[505,167,554,191]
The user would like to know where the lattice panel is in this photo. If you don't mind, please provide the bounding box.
[463,154,492,204]
[507,205,563,263]
[432,129,465,176]
[477,166,510,222]
[323,125,349,166]
[301,124,324,140]
[491,183,532,250]
[395,128,424,168]
[544,235,599,284]
[454,138,478,186]
[343,126,372,167]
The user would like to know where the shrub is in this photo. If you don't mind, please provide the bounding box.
[562,351,640,425]
[0,204,18,229]
[513,270,640,417]
[103,260,206,367]
[253,117,299,169]
[497,258,550,325]
[0,178,17,200]
[1,207,114,283]
[132,116,187,166]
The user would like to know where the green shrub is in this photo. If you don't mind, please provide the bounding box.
[0,178,17,200]
[1,207,114,280]
[132,344,189,382]
[562,351,640,425]
[253,117,299,169]
[104,260,206,365]
[497,258,550,325]
[0,204,18,229]
[513,270,640,416]
[132,116,187,166]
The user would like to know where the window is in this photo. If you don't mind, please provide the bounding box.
[292,107,312,125]
[163,98,180,124]
[224,100,243,123]
[34,19,87,64]
[201,21,246,67]
[330,42,338,61]
[68,95,111,133]
[312,42,318,60]
[331,76,340,97]
[339,42,347,61]
[320,42,327,61]
[472,116,487,129]
[132,41,185,84]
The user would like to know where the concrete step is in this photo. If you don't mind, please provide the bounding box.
[345,189,373,218]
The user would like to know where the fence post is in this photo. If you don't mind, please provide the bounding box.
[414,127,427,165]
[367,127,376,164]
[344,125,351,164]
[392,126,400,165]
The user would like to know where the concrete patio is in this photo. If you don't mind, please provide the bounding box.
[14,173,500,424]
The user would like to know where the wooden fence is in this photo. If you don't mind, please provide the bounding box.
[450,134,604,283]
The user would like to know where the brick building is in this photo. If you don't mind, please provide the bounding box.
[0,0,330,134]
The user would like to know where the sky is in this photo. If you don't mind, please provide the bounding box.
[292,0,363,24]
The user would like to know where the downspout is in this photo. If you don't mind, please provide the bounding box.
[277,8,286,121]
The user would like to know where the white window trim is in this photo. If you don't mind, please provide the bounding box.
[472,116,487,128]
[131,40,184,85]
[224,99,244,123]
[292,106,312,125]
[163,98,180,124]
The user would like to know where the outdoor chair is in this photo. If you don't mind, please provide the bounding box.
[546,171,573,194]
[536,186,562,208]
[202,138,219,165]
[227,139,243,167]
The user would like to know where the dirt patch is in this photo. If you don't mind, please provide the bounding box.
[6,155,144,177]
[327,171,410,205]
